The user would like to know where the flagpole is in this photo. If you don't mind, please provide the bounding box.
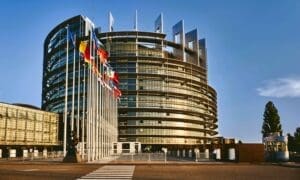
[104,88,107,157]
[63,25,69,157]
[95,62,98,160]
[92,35,96,161]
[77,36,80,139]
[96,45,100,160]
[99,62,102,159]
[71,34,76,133]
[115,98,118,143]
[106,87,108,156]
[82,63,86,160]
[101,66,105,158]
[109,12,111,32]
[109,90,112,155]
[100,73,103,158]
[86,33,90,162]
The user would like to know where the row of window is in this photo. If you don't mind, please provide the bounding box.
[0,128,58,144]
[119,111,214,122]
[47,23,81,53]
[119,120,206,129]
[0,118,57,129]
[0,109,57,122]
[119,128,206,137]
[119,84,215,103]
[134,137,211,144]
[119,102,214,117]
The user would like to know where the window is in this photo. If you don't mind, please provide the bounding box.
[128,85,136,90]
[128,68,136,73]
[128,79,136,84]
[122,143,130,153]
[128,102,136,107]
[127,112,136,116]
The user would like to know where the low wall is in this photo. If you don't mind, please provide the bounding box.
[237,143,264,162]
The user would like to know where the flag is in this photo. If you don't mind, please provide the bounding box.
[66,25,75,47]
[97,75,105,87]
[97,48,108,64]
[102,72,112,90]
[106,70,119,85]
[109,12,114,32]
[106,67,115,78]
[92,62,99,75]
[79,41,92,63]
[92,30,103,49]
[112,72,119,85]
[113,86,122,98]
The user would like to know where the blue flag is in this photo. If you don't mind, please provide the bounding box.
[66,26,75,47]
[92,30,103,49]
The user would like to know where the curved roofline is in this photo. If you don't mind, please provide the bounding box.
[11,103,41,110]
[44,15,86,43]
[0,102,41,110]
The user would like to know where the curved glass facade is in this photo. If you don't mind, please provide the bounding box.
[42,15,118,161]
[42,15,88,113]
[99,31,218,150]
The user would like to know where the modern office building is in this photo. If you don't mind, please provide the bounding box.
[42,15,118,161]
[42,14,217,158]
[0,102,60,158]
[98,14,218,153]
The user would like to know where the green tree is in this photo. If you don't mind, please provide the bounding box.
[261,101,282,137]
[287,127,300,153]
[287,133,295,152]
[294,127,300,153]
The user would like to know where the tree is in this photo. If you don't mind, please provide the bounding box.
[294,127,300,153]
[294,127,300,139]
[287,127,300,153]
[287,133,296,152]
[261,101,282,137]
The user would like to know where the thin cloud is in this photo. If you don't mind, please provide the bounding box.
[257,77,300,98]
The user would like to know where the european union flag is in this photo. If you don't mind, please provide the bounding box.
[92,30,103,49]
[66,25,75,47]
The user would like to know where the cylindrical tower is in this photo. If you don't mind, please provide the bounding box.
[99,30,217,152]
[42,15,118,161]
[42,15,93,113]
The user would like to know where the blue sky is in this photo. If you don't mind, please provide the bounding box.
[0,0,300,142]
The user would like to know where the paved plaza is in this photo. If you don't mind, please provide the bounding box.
[0,162,299,180]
